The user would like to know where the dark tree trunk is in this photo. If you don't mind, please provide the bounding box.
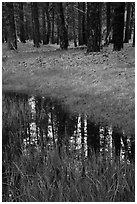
[2,19,7,43]
[112,127,122,160]
[124,3,132,43]
[82,3,86,45]
[5,2,17,50]
[24,17,29,40]
[87,120,100,157]
[78,2,86,46]
[106,3,111,37]
[57,25,60,45]
[51,4,55,44]
[129,3,134,40]
[72,3,77,47]
[112,3,125,51]
[105,2,111,45]
[56,3,68,50]
[42,6,47,45]
[45,3,50,44]
[132,23,135,47]
[87,3,101,52]
[19,3,26,43]
[31,2,40,47]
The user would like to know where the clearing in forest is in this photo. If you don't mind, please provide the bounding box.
[2,42,135,135]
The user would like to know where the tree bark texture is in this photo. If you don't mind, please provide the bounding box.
[51,4,55,44]
[124,3,132,43]
[19,3,26,43]
[5,2,17,50]
[112,3,125,51]
[72,3,77,47]
[45,3,50,44]
[87,3,101,52]
[42,6,47,45]
[78,2,86,46]
[31,2,40,47]
[56,3,68,49]
[129,3,134,40]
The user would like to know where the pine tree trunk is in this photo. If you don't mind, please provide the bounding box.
[129,3,134,40]
[87,3,101,52]
[124,3,132,43]
[5,2,17,50]
[31,2,40,48]
[57,25,59,45]
[42,7,47,45]
[56,3,68,50]
[113,3,125,51]
[78,3,86,46]
[45,3,50,44]
[72,3,77,47]
[24,17,29,40]
[132,23,135,47]
[82,3,86,45]
[105,2,111,44]
[19,3,26,43]
[51,5,55,44]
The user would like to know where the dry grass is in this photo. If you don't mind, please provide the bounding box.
[3,147,135,202]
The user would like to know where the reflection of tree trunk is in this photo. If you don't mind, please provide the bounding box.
[51,110,55,146]
[112,127,122,160]
[130,135,135,162]
[81,115,85,154]
[81,115,85,176]
[121,134,130,160]
[28,123,31,144]
[87,120,100,157]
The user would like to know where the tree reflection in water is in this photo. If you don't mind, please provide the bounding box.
[2,92,135,201]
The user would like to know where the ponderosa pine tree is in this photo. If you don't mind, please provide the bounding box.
[51,3,55,44]
[112,3,125,51]
[45,3,51,44]
[105,2,111,45]
[72,3,77,47]
[56,3,68,49]
[5,2,17,50]
[31,2,40,47]
[129,3,135,40]
[124,3,132,43]
[19,3,26,43]
[78,2,86,46]
[2,3,7,43]
[87,3,101,52]
[42,5,47,45]
[132,23,135,47]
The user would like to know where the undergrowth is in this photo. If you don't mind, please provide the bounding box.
[3,147,135,202]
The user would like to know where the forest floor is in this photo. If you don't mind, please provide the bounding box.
[2,41,135,135]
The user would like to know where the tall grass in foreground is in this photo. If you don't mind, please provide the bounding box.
[3,147,135,202]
